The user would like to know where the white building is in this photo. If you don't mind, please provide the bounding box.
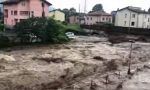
[84,11,112,25]
[115,6,150,29]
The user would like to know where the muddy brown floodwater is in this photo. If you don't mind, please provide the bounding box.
[0,35,150,90]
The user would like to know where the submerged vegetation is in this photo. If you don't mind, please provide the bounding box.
[0,17,85,48]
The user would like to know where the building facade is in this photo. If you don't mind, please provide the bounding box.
[115,6,150,28]
[69,15,80,24]
[49,10,65,22]
[1,0,51,27]
[69,13,85,24]
[84,11,112,25]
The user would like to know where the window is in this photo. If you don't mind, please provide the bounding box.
[124,21,126,26]
[131,22,135,26]
[11,11,13,15]
[14,19,18,23]
[20,11,29,16]
[106,18,108,21]
[132,14,136,18]
[102,18,105,21]
[14,11,17,15]
[91,17,92,20]
[148,18,150,22]
[22,2,25,6]
[125,14,127,18]
[87,17,89,20]
[4,9,8,18]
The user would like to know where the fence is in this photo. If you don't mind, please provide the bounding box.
[80,25,150,35]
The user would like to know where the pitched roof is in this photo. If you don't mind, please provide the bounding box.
[117,6,148,14]
[0,0,52,6]
[49,9,64,13]
[87,11,112,16]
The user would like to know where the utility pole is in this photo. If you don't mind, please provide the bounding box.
[84,0,87,13]
[79,4,80,13]
[127,40,135,75]
[79,4,81,24]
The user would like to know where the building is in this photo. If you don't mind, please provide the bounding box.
[49,9,65,22]
[84,11,112,25]
[69,14,80,24]
[69,13,85,24]
[0,0,52,27]
[115,6,150,29]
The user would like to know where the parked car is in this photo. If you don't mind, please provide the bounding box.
[65,32,75,39]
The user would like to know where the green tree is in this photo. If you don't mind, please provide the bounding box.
[69,7,76,16]
[15,17,69,43]
[62,8,70,22]
[70,8,76,13]
[0,34,10,48]
[62,8,77,22]
[92,4,104,12]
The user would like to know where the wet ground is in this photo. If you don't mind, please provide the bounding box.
[0,35,150,90]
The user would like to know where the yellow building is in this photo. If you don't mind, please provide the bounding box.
[49,10,65,22]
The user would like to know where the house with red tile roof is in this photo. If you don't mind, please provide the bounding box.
[84,11,112,25]
[0,0,52,27]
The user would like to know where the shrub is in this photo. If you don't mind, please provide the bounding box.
[14,17,69,43]
[0,34,10,48]
[0,24,4,32]
[62,21,68,25]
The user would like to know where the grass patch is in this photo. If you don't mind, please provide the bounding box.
[67,24,81,31]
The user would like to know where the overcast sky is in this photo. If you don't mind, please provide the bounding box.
[48,0,150,13]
